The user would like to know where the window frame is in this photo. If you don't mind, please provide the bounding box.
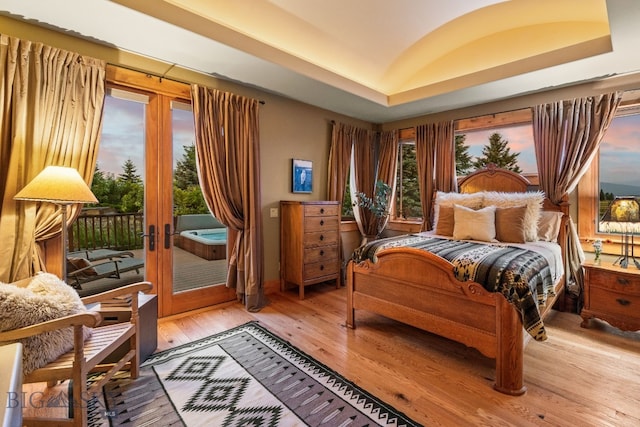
[577,101,640,255]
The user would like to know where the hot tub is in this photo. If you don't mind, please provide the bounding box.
[176,228,227,260]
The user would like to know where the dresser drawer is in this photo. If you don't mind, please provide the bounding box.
[589,286,640,320]
[280,200,341,299]
[304,216,338,232]
[304,204,339,217]
[588,268,640,295]
[304,245,338,264]
[303,230,339,248]
[304,259,339,280]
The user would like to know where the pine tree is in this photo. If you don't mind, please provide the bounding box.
[397,143,421,218]
[173,144,208,214]
[455,134,474,175]
[118,159,142,184]
[117,159,143,212]
[174,145,199,190]
[472,132,521,173]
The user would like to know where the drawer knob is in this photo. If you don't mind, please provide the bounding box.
[617,277,630,285]
[320,208,325,214]
[320,265,324,271]
[616,298,631,306]
[319,250,324,256]
[319,235,324,241]
[320,220,324,226]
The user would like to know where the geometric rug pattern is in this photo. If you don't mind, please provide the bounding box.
[91,321,422,426]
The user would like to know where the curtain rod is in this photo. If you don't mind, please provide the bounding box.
[160,63,266,104]
[109,63,266,105]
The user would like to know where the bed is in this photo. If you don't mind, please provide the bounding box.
[346,166,568,395]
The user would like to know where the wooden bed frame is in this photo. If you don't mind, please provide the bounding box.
[346,166,569,395]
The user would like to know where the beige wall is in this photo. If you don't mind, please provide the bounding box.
[5,15,640,283]
[0,16,372,283]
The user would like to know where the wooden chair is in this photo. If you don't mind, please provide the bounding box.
[0,280,153,427]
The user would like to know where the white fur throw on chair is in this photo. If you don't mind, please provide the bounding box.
[0,273,92,374]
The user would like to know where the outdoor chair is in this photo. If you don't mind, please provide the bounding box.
[0,275,152,427]
[67,256,144,290]
[67,249,135,261]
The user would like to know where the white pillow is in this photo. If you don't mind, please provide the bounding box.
[453,204,496,242]
[537,211,564,242]
[481,191,545,241]
[433,191,484,229]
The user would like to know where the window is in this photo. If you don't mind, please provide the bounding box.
[392,109,536,222]
[454,124,536,177]
[579,107,640,243]
[395,141,421,219]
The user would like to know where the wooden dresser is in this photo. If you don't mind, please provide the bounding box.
[280,201,340,299]
[581,261,640,331]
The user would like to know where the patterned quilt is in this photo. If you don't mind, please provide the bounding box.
[352,234,556,341]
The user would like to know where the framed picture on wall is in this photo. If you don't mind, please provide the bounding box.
[292,159,313,193]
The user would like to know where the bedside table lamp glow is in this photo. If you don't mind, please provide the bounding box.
[603,196,640,269]
[14,166,98,280]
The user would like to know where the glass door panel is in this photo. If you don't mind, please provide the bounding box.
[78,87,150,290]
[79,86,234,317]
[159,100,234,316]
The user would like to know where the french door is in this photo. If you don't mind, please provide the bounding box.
[100,80,235,317]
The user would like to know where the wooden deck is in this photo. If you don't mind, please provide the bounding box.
[74,246,227,297]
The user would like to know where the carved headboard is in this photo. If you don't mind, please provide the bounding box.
[458,164,531,193]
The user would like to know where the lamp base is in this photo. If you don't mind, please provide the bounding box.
[613,255,640,269]
[614,233,640,269]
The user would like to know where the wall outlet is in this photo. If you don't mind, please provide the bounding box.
[270,207,278,218]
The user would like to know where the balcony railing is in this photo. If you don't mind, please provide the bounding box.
[68,212,144,252]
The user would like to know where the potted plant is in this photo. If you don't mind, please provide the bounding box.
[354,180,392,242]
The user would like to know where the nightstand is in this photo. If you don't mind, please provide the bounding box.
[581,261,640,331]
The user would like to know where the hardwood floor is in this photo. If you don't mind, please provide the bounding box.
[22,283,640,425]
[159,283,640,427]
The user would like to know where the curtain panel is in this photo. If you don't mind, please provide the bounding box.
[191,84,265,312]
[375,130,399,232]
[416,120,456,231]
[0,35,106,282]
[532,91,622,302]
[327,122,355,203]
[351,127,378,238]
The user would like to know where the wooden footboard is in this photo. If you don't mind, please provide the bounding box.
[346,247,527,395]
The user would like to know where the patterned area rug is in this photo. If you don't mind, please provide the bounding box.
[90,321,421,426]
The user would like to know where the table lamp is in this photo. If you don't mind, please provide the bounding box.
[14,166,98,279]
[605,196,640,268]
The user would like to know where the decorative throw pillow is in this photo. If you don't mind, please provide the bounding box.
[481,191,545,241]
[0,273,92,375]
[453,204,496,242]
[494,205,527,243]
[537,211,564,242]
[432,191,484,229]
[435,205,455,236]
[67,257,97,276]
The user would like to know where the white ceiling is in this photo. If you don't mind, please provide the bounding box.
[2,0,640,122]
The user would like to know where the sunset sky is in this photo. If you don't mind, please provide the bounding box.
[97,95,194,178]
[98,93,640,188]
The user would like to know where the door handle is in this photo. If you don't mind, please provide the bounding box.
[164,224,173,249]
[141,225,156,251]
